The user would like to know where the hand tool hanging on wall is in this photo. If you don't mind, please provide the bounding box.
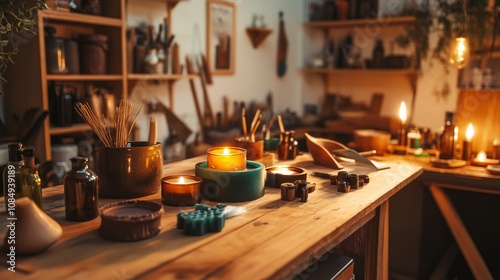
[194,24,213,84]
[195,58,215,127]
[155,99,192,144]
[277,11,288,77]
[185,55,205,138]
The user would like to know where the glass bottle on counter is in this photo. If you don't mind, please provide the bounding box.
[64,156,98,221]
[439,111,456,160]
[277,131,299,160]
[407,128,422,155]
[3,143,24,212]
[20,147,43,209]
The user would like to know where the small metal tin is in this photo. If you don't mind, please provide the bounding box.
[294,180,316,197]
[301,186,308,202]
[280,182,296,201]
[330,175,339,185]
[358,177,365,187]
[337,181,350,193]
[338,171,348,182]
[359,174,370,184]
[349,174,359,189]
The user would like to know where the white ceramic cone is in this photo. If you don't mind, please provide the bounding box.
[4,197,62,255]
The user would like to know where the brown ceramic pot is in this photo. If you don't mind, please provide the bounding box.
[95,142,163,198]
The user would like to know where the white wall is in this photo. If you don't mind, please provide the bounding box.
[127,0,304,144]
[127,0,460,144]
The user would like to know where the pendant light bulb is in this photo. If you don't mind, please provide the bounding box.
[449,36,470,69]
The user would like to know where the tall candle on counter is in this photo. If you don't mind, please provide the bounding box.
[398,101,407,146]
[207,147,247,171]
[493,139,500,160]
[462,123,474,160]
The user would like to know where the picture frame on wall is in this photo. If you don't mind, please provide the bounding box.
[206,0,236,75]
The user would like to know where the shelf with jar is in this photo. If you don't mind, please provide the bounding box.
[303,6,419,130]
[304,16,416,29]
[3,0,127,163]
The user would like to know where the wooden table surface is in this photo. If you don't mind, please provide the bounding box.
[0,153,422,279]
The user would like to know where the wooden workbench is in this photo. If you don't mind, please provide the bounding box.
[0,153,422,279]
[379,154,500,279]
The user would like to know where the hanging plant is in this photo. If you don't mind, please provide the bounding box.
[396,0,499,99]
[0,0,46,93]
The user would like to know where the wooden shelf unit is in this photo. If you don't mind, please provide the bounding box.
[304,16,416,29]
[302,67,417,75]
[50,124,92,136]
[245,27,273,48]
[303,16,419,126]
[39,10,123,27]
[3,0,190,162]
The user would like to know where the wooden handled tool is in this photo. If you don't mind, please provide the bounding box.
[185,55,204,136]
[200,53,213,84]
[148,116,157,145]
[195,58,215,127]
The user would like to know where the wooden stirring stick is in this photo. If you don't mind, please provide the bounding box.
[249,113,262,142]
[277,115,285,133]
[148,116,157,145]
[241,107,248,139]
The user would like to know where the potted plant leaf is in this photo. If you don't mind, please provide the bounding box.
[396,0,500,97]
[1,0,46,94]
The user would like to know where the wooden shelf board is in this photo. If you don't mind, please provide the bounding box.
[40,10,122,27]
[302,68,417,75]
[246,27,273,48]
[127,74,196,80]
[50,123,91,136]
[46,74,123,81]
[304,16,416,28]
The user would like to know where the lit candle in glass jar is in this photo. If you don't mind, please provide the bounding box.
[161,175,202,206]
[207,147,247,171]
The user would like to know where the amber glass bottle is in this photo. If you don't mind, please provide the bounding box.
[3,143,24,212]
[20,147,43,209]
[277,131,298,160]
[64,156,98,221]
[439,111,456,160]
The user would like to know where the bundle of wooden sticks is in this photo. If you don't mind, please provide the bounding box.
[241,109,286,142]
[75,100,143,148]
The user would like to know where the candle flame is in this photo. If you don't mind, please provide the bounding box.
[179,176,185,184]
[399,102,407,124]
[454,126,459,142]
[477,151,486,161]
[274,167,295,175]
[465,123,474,141]
[223,147,230,155]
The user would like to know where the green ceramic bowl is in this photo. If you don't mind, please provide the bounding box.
[195,161,265,202]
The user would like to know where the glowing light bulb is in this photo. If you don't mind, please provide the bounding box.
[449,37,470,69]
